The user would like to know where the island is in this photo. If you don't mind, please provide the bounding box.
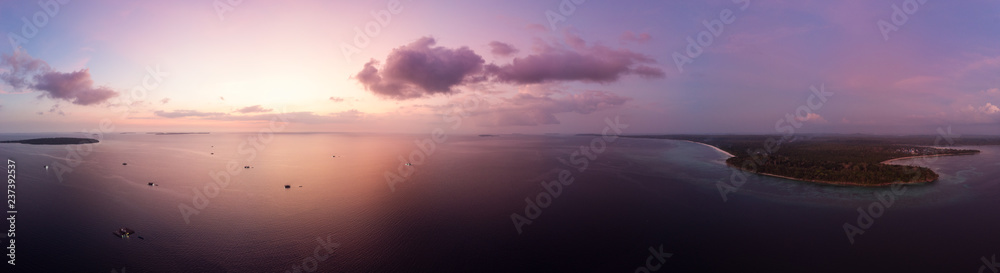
[625,135,996,186]
[0,137,100,145]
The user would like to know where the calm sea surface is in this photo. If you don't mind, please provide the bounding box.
[2,133,998,272]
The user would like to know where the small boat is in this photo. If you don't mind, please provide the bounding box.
[113,227,136,238]
[284,185,291,189]
[122,163,127,166]
[405,163,412,166]
[148,182,157,186]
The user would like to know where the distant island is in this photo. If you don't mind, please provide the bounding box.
[626,135,995,186]
[0,137,100,145]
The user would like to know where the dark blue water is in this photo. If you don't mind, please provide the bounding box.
[2,133,998,272]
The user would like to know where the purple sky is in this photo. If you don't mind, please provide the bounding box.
[1,0,998,135]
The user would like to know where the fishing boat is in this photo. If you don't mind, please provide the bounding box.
[113,227,136,238]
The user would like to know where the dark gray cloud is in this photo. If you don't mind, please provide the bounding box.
[356,36,664,100]
[485,44,665,84]
[235,105,272,113]
[0,51,118,105]
[355,37,485,100]
[488,41,519,57]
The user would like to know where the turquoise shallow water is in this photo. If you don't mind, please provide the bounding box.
[2,133,998,272]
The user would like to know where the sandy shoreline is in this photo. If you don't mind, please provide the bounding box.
[880,152,978,165]
[680,140,947,187]
[677,140,736,158]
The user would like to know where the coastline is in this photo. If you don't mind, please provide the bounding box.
[682,140,944,187]
[677,140,736,158]
[725,162,936,187]
[879,152,979,165]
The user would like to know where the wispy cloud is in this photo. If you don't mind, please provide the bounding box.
[234,105,272,113]
[488,41,519,57]
[620,31,652,44]
[154,110,225,118]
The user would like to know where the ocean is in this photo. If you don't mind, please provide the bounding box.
[2,133,998,272]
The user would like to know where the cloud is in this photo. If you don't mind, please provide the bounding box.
[959,55,1000,75]
[488,41,519,57]
[966,103,1000,115]
[234,105,272,113]
[620,31,652,44]
[32,69,119,105]
[150,109,364,124]
[154,110,225,118]
[525,24,547,32]
[484,36,665,84]
[160,98,170,104]
[563,31,587,49]
[0,51,119,105]
[355,37,486,100]
[48,104,65,116]
[332,109,363,119]
[954,103,1000,124]
[212,110,364,124]
[796,112,828,123]
[0,51,48,90]
[357,35,664,100]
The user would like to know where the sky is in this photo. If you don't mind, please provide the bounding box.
[0,0,998,135]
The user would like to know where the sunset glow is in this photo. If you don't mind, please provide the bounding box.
[2,0,999,134]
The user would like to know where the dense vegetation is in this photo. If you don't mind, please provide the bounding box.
[626,134,991,186]
[0,137,100,145]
